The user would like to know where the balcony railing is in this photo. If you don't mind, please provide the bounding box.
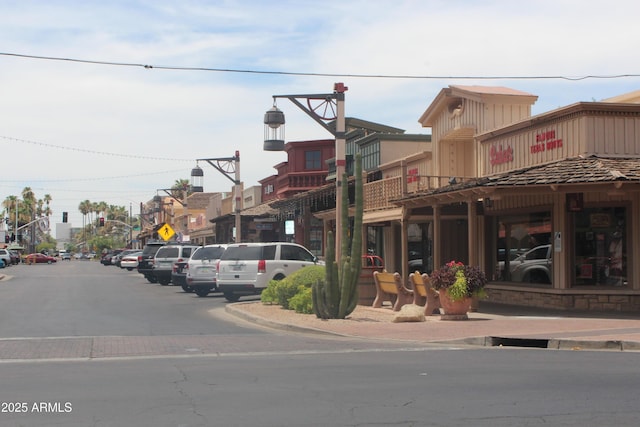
[363,175,472,211]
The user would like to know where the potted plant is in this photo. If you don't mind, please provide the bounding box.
[430,260,487,320]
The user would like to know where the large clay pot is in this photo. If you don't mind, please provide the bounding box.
[438,289,472,320]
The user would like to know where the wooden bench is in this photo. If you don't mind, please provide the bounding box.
[409,271,441,316]
[372,270,413,311]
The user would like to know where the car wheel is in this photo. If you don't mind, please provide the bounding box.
[195,288,211,297]
[224,292,240,302]
[181,285,194,293]
[158,279,171,286]
[145,275,158,283]
[126,267,133,271]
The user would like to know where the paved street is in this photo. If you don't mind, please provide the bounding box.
[0,261,435,362]
[3,261,640,427]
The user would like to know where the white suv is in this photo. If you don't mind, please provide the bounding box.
[152,244,200,286]
[186,244,227,297]
[216,242,321,302]
[0,249,11,268]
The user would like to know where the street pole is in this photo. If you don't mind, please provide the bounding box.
[334,89,346,260]
[265,83,348,261]
[234,151,242,243]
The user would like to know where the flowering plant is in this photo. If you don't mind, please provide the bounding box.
[430,260,487,302]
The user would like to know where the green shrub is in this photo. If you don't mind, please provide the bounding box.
[260,265,325,310]
[260,279,279,305]
[288,286,313,314]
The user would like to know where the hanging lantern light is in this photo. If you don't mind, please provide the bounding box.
[263,104,285,151]
[190,164,204,193]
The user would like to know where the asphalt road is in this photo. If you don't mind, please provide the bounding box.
[1,261,639,426]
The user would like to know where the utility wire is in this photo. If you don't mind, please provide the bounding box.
[0,135,193,162]
[2,52,639,81]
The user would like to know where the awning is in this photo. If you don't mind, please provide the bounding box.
[363,208,403,224]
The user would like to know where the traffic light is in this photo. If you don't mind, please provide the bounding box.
[62,212,68,223]
[99,217,105,227]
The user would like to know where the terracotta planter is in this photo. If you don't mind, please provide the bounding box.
[438,289,472,320]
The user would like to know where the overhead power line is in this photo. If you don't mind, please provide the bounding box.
[0,135,193,162]
[1,52,639,81]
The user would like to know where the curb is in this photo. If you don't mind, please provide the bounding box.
[225,303,343,338]
[225,303,640,352]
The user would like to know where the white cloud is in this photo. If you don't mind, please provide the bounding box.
[1,0,640,230]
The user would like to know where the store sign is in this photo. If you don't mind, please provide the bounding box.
[407,168,419,183]
[531,130,563,154]
[489,145,513,165]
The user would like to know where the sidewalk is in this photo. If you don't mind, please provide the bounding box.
[226,301,640,351]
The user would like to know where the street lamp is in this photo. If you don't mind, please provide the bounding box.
[264,82,348,260]
[197,152,242,243]
[190,165,204,193]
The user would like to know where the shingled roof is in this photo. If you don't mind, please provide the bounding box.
[483,155,640,187]
[396,155,640,203]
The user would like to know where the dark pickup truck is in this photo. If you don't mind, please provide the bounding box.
[136,241,166,283]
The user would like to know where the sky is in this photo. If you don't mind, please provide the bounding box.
[1,0,640,236]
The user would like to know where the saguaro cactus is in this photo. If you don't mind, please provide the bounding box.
[313,153,363,319]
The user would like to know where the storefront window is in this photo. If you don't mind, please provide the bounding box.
[367,226,384,260]
[573,207,627,287]
[494,211,552,284]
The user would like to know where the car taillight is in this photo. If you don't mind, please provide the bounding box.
[137,256,142,262]
[216,260,220,272]
[258,259,266,273]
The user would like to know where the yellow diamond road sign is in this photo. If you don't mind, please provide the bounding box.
[158,223,175,241]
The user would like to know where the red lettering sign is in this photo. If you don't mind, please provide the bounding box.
[490,145,513,166]
[532,130,563,154]
[407,168,419,184]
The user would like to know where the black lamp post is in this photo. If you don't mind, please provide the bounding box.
[264,83,348,260]
[197,152,242,243]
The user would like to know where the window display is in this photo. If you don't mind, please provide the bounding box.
[573,207,627,287]
[494,212,552,284]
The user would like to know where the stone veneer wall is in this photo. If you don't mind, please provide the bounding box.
[486,287,640,313]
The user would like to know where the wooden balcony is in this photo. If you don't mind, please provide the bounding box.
[363,175,471,211]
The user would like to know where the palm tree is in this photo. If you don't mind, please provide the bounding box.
[43,194,52,218]
[21,187,36,221]
[2,196,18,237]
[172,178,191,202]
[78,200,92,245]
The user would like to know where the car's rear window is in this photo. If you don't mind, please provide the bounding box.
[155,247,179,258]
[221,245,276,261]
[142,244,164,256]
[192,246,226,260]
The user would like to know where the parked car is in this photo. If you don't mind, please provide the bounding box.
[216,242,321,302]
[101,250,123,266]
[186,244,227,297]
[172,261,190,292]
[120,251,142,271]
[9,250,21,265]
[113,249,140,268]
[24,253,57,264]
[152,244,200,285]
[61,252,72,261]
[136,241,166,283]
[0,249,11,267]
[509,244,552,283]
